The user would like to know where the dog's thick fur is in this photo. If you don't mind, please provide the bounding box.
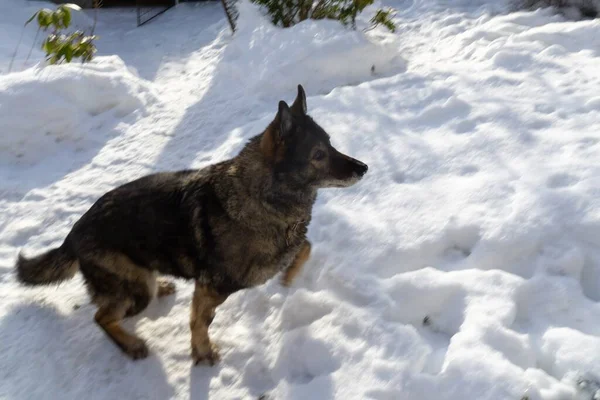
[15,85,368,364]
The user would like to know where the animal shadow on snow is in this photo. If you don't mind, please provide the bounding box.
[152,54,271,172]
[0,301,175,400]
[3,3,227,199]
[151,16,339,172]
[189,363,220,400]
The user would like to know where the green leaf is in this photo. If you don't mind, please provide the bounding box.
[25,12,38,26]
[64,45,73,62]
[42,35,57,54]
[37,10,52,28]
[60,3,82,11]
[73,46,84,57]
[41,38,49,53]
[55,44,68,62]
[368,8,396,32]
[52,11,62,29]
[61,8,71,28]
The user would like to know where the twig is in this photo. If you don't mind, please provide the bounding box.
[23,27,41,68]
[91,4,98,36]
[8,27,26,73]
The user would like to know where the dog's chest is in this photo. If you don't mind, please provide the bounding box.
[228,222,307,287]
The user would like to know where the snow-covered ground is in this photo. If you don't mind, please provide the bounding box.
[2,0,600,398]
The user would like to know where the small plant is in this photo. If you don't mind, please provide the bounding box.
[41,30,97,64]
[250,0,397,32]
[26,4,97,65]
[368,8,396,32]
[514,0,598,18]
[9,3,97,71]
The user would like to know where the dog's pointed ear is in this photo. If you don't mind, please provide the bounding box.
[260,101,293,163]
[278,100,294,139]
[290,84,307,115]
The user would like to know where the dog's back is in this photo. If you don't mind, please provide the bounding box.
[69,169,211,280]
[16,170,201,287]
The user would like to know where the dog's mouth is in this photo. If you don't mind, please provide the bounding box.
[320,175,362,188]
[322,151,368,188]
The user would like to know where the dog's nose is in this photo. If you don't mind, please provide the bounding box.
[355,160,368,176]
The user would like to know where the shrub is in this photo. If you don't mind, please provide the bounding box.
[514,0,599,18]
[251,0,396,32]
[8,4,96,72]
[23,4,97,66]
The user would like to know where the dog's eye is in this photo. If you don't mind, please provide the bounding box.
[313,150,326,161]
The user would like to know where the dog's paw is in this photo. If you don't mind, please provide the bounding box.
[191,342,220,366]
[125,338,149,360]
[157,280,176,297]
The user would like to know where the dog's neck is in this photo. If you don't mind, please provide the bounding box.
[263,183,315,222]
[230,135,315,226]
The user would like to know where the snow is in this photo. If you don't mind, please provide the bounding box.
[228,0,407,96]
[2,0,600,399]
[0,56,156,164]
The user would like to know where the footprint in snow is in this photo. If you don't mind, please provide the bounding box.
[459,165,479,177]
[577,375,600,400]
[579,137,599,149]
[546,173,579,189]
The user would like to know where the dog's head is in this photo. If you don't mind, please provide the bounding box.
[261,85,368,190]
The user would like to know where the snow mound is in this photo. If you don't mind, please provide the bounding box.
[0,56,156,164]
[222,0,407,97]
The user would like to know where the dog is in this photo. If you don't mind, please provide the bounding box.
[15,85,368,365]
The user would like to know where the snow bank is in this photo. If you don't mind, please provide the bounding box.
[219,0,406,97]
[0,56,156,164]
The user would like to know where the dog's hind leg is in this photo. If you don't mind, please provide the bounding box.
[282,240,311,287]
[190,283,227,366]
[94,300,149,360]
[80,255,154,360]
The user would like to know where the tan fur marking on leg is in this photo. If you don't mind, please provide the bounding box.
[190,283,227,366]
[282,241,311,287]
[94,300,148,360]
[157,278,176,297]
[94,253,155,283]
[92,253,157,301]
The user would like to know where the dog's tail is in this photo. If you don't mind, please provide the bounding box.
[16,241,79,286]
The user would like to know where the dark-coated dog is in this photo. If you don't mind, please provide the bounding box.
[15,85,368,365]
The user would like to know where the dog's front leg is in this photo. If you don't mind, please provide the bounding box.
[190,282,227,366]
[282,240,311,287]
